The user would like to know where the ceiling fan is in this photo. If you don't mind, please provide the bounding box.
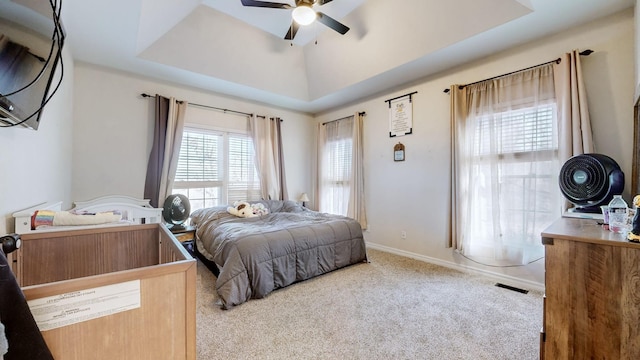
[240,0,350,40]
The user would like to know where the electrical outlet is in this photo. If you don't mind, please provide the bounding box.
[401,230,406,239]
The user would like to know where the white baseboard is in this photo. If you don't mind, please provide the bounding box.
[365,243,546,293]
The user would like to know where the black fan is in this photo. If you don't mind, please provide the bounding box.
[162,194,191,230]
[240,0,349,40]
[559,153,625,212]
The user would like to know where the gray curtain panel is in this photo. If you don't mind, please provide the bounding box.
[144,95,169,208]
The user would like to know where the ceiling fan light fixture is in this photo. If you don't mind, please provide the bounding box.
[292,5,316,26]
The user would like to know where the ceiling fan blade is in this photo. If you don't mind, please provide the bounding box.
[317,0,334,5]
[240,0,292,9]
[284,21,300,40]
[316,12,349,35]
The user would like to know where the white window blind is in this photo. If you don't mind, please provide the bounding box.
[228,133,261,204]
[175,130,221,183]
[327,138,352,185]
[474,105,556,156]
[172,127,260,211]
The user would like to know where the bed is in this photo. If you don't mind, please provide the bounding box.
[7,196,196,359]
[191,199,367,309]
[12,195,163,234]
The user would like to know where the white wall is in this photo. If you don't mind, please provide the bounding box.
[71,63,315,205]
[0,48,74,234]
[3,8,632,291]
[315,9,635,289]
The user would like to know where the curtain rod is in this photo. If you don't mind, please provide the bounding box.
[384,91,417,106]
[140,93,253,117]
[322,112,366,125]
[443,49,594,93]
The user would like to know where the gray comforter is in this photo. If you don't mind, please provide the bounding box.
[191,200,367,309]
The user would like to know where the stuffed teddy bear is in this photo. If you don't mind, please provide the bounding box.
[227,201,257,218]
[251,203,268,216]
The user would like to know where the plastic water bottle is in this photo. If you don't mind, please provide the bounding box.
[608,195,628,233]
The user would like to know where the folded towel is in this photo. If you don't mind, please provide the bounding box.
[31,210,55,229]
[31,210,122,229]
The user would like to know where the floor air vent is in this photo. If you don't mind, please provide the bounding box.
[495,283,529,294]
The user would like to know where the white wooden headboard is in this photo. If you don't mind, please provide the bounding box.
[12,195,163,234]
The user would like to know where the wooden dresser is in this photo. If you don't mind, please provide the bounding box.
[540,217,640,359]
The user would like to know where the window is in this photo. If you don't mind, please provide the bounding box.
[466,104,560,264]
[451,64,569,265]
[172,127,261,211]
[319,117,354,216]
[323,137,352,214]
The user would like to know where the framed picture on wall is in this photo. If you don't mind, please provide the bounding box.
[394,142,405,161]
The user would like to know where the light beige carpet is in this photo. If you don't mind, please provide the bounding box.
[195,249,543,360]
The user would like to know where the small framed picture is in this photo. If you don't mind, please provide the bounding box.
[394,142,405,161]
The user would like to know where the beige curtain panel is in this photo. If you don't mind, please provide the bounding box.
[249,115,288,201]
[554,50,594,162]
[554,50,594,212]
[348,112,367,229]
[317,113,367,229]
[450,65,557,265]
[158,98,187,206]
[449,50,594,264]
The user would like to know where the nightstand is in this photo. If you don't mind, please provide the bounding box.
[170,225,196,252]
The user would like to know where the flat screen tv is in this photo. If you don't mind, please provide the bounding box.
[0,0,64,130]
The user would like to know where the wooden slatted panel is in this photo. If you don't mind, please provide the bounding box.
[23,261,197,359]
[17,224,197,359]
[18,225,159,286]
[544,238,571,359]
[621,246,640,358]
[159,225,193,264]
[543,219,640,359]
